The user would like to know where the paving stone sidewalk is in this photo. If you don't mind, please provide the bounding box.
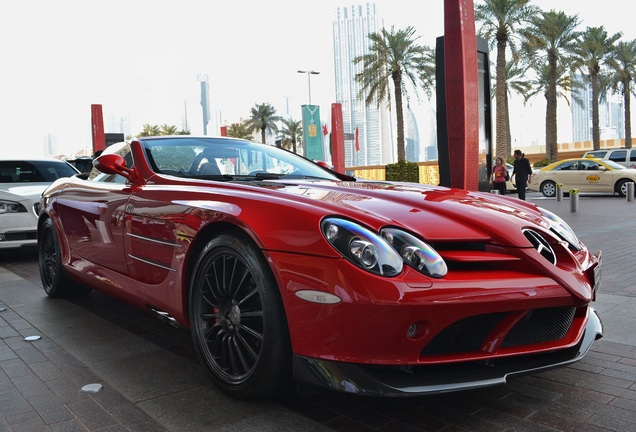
[1,192,635,431]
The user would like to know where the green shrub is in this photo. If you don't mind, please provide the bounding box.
[385,160,419,182]
[532,158,550,168]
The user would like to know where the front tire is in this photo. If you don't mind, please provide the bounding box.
[189,232,292,399]
[541,181,557,197]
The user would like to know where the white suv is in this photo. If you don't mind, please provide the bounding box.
[583,148,636,168]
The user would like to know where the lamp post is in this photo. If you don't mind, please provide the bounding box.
[297,69,320,105]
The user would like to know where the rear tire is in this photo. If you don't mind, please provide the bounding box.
[616,179,634,197]
[189,232,292,399]
[38,218,89,298]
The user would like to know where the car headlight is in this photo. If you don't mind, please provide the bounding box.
[538,207,581,251]
[0,200,27,215]
[321,218,403,276]
[381,228,447,278]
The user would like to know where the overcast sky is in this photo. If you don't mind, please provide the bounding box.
[1,0,633,158]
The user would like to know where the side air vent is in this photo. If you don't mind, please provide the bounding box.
[522,229,556,265]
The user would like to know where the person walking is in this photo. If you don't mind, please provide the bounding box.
[491,156,508,195]
[512,149,532,200]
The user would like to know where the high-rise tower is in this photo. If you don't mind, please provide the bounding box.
[333,3,394,167]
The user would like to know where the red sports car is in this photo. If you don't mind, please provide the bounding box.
[38,136,602,398]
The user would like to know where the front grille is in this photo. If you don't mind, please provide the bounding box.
[421,307,576,357]
[522,229,557,265]
[421,313,507,355]
[501,307,575,348]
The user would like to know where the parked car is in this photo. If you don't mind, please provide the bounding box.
[67,156,94,174]
[583,148,636,168]
[532,157,636,197]
[38,136,602,398]
[0,159,78,249]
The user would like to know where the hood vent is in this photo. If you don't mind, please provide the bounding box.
[522,229,557,265]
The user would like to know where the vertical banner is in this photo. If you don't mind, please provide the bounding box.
[330,103,345,173]
[91,104,105,155]
[302,105,324,161]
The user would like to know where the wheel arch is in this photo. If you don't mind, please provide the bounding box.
[181,221,286,327]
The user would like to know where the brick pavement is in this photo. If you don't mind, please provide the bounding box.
[1,192,635,431]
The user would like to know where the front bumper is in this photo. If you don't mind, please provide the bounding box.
[293,307,602,397]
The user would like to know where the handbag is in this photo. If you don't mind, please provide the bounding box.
[505,171,510,181]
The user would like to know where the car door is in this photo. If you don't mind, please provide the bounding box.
[550,160,580,191]
[55,172,131,276]
[578,160,612,192]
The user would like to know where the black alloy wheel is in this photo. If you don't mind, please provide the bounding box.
[38,218,87,297]
[189,232,291,398]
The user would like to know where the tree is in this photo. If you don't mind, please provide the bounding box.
[606,40,636,149]
[520,10,580,163]
[136,124,189,137]
[279,118,303,153]
[246,103,282,144]
[354,26,435,163]
[572,26,622,150]
[139,124,161,137]
[475,0,538,159]
[160,124,179,136]
[226,121,254,140]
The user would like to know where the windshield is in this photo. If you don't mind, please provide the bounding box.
[0,160,78,183]
[139,137,342,181]
[602,160,626,170]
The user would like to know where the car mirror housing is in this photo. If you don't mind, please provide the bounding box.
[94,154,137,180]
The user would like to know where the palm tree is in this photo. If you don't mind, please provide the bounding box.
[226,121,254,140]
[139,124,161,137]
[354,26,435,163]
[246,103,282,144]
[475,0,538,160]
[606,39,636,149]
[160,124,179,135]
[279,118,303,153]
[520,10,580,163]
[571,26,622,150]
[491,59,533,155]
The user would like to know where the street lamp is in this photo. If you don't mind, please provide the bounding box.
[297,69,320,105]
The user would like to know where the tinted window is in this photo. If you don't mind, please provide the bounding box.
[586,151,606,158]
[555,161,579,171]
[0,160,77,183]
[608,150,627,162]
[630,150,636,162]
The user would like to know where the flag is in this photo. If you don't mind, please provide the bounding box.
[323,124,328,136]
[355,127,359,152]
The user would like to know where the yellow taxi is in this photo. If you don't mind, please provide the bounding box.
[531,157,636,197]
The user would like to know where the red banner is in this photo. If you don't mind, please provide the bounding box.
[91,104,105,155]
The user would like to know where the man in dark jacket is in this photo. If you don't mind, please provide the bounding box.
[512,149,532,200]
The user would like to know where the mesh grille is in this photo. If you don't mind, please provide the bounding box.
[501,307,576,348]
[421,307,576,357]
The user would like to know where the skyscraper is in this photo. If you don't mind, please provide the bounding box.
[571,73,624,142]
[333,3,394,167]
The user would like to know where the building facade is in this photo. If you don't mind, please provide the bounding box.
[333,3,395,167]
[571,73,624,142]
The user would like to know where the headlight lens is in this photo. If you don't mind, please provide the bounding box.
[0,200,27,215]
[321,218,402,276]
[381,228,447,278]
[538,207,581,250]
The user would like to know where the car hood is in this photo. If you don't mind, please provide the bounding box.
[0,183,49,200]
[260,179,549,245]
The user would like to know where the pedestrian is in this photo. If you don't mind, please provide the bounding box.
[512,149,532,200]
[491,156,508,195]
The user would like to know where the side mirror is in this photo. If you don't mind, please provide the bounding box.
[93,154,133,178]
